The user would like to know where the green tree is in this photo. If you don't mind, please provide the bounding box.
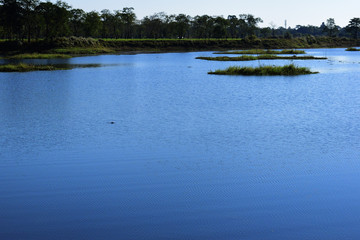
[346,18,360,39]
[0,4,3,37]
[213,16,228,38]
[19,0,40,42]
[141,12,167,38]
[119,7,136,38]
[191,15,213,38]
[175,14,190,38]
[323,18,339,37]
[36,1,70,39]
[239,14,263,37]
[0,0,23,39]
[227,15,238,38]
[70,8,85,36]
[84,11,101,37]
[260,27,272,38]
[164,14,177,38]
[100,9,114,38]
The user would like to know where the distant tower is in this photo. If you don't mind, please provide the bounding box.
[285,20,287,29]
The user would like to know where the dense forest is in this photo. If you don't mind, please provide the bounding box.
[1,0,360,42]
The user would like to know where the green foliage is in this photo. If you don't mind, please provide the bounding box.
[323,18,339,37]
[0,0,358,42]
[174,14,190,39]
[239,14,263,37]
[208,64,318,76]
[36,1,71,39]
[84,11,101,37]
[346,18,360,39]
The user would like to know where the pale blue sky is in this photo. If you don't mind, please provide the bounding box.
[64,0,359,27]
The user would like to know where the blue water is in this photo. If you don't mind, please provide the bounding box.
[1,49,360,239]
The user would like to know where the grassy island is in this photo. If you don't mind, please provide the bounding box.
[346,47,360,51]
[196,55,326,61]
[214,49,306,55]
[0,63,102,72]
[208,64,318,76]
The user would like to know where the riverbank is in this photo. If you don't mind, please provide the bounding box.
[0,36,359,57]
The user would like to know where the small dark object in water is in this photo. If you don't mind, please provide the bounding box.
[110,121,115,124]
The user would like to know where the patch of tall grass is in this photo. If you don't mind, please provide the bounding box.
[0,63,66,72]
[208,64,317,76]
[214,49,306,55]
[0,63,103,72]
[197,55,326,61]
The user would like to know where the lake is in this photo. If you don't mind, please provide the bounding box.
[1,49,360,239]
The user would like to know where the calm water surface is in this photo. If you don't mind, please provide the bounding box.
[1,49,360,239]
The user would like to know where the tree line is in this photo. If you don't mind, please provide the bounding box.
[1,0,360,42]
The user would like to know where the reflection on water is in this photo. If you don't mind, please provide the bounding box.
[1,49,360,240]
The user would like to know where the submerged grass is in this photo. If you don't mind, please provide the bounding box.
[215,49,306,55]
[197,55,326,61]
[209,64,318,76]
[346,47,360,51]
[0,63,103,72]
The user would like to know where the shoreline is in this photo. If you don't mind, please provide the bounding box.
[0,37,359,57]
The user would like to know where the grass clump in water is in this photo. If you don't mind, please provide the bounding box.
[0,63,67,72]
[209,64,318,76]
[214,49,306,55]
[197,55,257,61]
[197,55,326,61]
[346,47,360,51]
[0,63,103,72]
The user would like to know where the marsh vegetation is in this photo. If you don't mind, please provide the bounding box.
[346,47,360,51]
[196,55,326,61]
[208,64,317,76]
[214,49,306,55]
[2,53,72,59]
[0,63,103,72]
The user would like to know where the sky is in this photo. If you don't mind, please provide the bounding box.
[63,0,360,27]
